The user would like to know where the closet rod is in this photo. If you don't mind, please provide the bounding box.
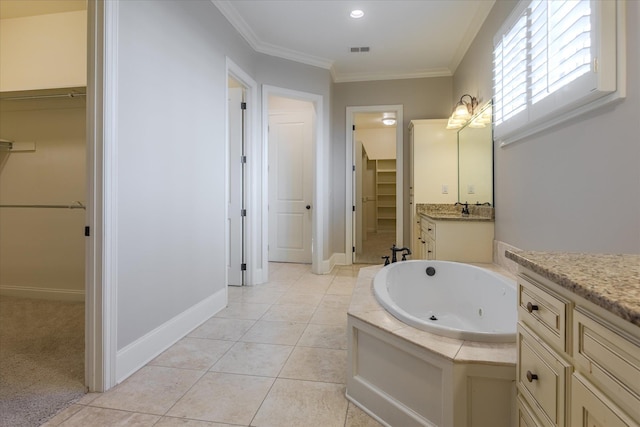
[0,202,86,210]
[1,92,86,101]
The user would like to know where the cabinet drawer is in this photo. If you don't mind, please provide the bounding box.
[573,308,640,423]
[571,372,637,427]
[518,323,571,427]
[518,275,570,353]
[518,395,543,427]
[424,238,435,260]
[421,218,436,240]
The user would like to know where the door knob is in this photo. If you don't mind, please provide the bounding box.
[306,205,311,210]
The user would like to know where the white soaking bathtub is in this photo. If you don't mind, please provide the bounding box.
[373,260,517,342]
[347,264,518,427]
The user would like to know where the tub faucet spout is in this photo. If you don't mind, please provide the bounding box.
[390,244,411,262]
[390,244,402,263]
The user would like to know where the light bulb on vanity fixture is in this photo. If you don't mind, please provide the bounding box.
[446,94,479,129]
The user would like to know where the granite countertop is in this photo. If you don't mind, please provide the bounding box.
[420,212,492,221]
[415,203,494,222]
[505,250,640,327]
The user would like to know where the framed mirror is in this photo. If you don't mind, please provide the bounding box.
[457,101,493,206]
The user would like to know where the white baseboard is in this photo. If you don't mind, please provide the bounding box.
[321,252,348,273]
[0,286,84,301]
[116,287,227,383]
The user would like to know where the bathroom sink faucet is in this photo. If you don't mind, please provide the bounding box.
[455,202,470,215]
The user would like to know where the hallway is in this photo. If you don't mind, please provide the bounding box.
[42,263,382,427]
[355,231,397,265]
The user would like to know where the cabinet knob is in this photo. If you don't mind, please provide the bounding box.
[428,228,432,231]
[526,370,538,382]
[526,302,539,313]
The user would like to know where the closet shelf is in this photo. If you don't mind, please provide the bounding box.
[0,201,86,210]
[0,87,86,101]
[375,159,397,232]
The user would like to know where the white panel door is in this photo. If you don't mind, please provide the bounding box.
[268,112,312,263]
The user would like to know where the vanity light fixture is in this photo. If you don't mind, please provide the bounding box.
[452,94,478,120]
[350,9,364,18]
[447,94,479,129]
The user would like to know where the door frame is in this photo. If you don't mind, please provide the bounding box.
[345,105,404,265]
[262,85,325,274]
[226,58,260,285]
[85,0,117,392]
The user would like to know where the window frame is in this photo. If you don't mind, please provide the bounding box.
[493,0,626,147]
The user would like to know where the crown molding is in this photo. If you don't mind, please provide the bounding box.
[212,0,333,70]
[212,0,461,83]
[332,68,453,84]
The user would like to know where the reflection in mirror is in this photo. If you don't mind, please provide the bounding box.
[458,102,493,206]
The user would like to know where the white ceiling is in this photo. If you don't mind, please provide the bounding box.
[1,0,494,84]
[213,0,495,83]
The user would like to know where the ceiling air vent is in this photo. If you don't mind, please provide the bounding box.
[350,47,370,53]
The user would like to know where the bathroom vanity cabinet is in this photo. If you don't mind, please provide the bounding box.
[507,252,640,427]
[416,214,493,263]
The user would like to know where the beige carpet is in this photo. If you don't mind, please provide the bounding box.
[0,295,85,427]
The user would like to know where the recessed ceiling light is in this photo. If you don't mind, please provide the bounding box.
[350,9,364,19]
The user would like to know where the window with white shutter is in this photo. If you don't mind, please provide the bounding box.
[493,0,625,146]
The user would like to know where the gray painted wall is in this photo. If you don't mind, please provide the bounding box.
[454,0,640,254]
[331,77,453,252]
[115,1,332,350]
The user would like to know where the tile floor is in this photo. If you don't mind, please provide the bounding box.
[43,263,383,427]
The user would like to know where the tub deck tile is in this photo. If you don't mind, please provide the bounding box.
[457,340,517,365]
[349,264,517,365]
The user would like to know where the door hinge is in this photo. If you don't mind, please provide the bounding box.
[352,205,355,212]
[241,155,247,164]
[84,226,90,237]
[352,246,355,253]
[241,263,247,271]
[352,125,355,131]
[241,209,247,217]
[241,102,247,110]
[352,165,356,172]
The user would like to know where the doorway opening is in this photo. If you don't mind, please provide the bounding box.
[346,105,404,265]
[226,59,260,285]
[227,76,247,286]
[262,85,325,275]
